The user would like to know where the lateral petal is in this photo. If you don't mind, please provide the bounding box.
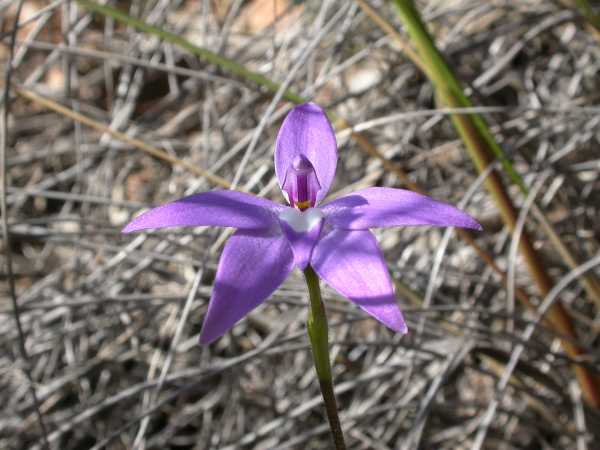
[122,190,282,233]
[321,187,481,230]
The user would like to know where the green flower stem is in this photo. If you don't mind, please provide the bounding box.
[75,0,305,104]
[303,266,346,450]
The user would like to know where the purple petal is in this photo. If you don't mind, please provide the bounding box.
[278,207,324,269]
[321,187,481,230]
[122,190,282,233]
[275,103,337,204]
[199,229,294,344]
[311,229,407,334]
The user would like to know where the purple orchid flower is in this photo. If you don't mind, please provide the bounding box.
[123,103,481,344]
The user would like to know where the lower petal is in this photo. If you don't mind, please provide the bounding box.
[199,229,294,344]
[311,229,407,334]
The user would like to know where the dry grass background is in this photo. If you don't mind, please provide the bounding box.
[2,0,600,449]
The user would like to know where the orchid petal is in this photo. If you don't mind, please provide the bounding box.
[321,187,481,230]
[311,229,407,334]
[122,190,282,233]
[199,229,294,344]
[275,103,337,204]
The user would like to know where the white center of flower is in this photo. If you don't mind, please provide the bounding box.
[279,207,324,233]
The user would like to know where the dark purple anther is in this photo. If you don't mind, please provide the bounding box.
[282,155,321,210]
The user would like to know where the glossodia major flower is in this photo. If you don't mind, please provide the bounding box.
[123,103,481,344]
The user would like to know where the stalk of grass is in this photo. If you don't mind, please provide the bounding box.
[357,0,600,324]
[15,88,232,188]
[391,0,600,408]
[75,0,304,104]
[574,0,600,30]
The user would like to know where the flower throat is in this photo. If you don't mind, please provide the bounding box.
[282,155,321,211]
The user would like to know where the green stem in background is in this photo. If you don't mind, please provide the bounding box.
[392,0,600,409]
[392,0,524,191]
[75,0,305,104]
[303,266,346,450]
[574,0,600,30]
[388,0,600,308]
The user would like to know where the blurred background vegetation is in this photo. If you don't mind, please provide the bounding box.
[2,0,600,448]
